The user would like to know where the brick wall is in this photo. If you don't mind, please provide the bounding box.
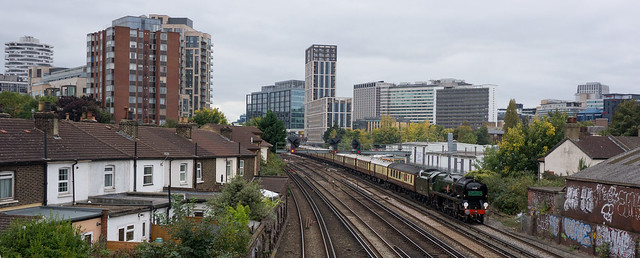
[194,159,221,192]
[0,164,45,209]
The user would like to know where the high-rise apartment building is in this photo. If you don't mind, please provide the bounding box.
[246,80,305,130]
[149,14,213,120]
[4,36,53,82]
[435,83,497,128]
[304,44,351,143]
[87,16,180,125]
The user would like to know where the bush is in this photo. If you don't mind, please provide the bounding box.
[0,216,91,257]
[260,154,286,176]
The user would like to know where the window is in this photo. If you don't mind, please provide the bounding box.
[104,166,114,189]
[196,162,202,182]
[58,168,69,193]
[179,163,187,183]
[119,225,135,241]
[0,172,14,201]
[142,222,146,237]
[226,160,231,178]
[239,160,244,176]
[143,166,153,185]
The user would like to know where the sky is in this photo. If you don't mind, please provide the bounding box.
[2,1,639,121]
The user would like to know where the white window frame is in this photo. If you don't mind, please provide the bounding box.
[143,166,153,185]
[104,165,115,189]
[82,232,93,245]
[119,225,135,242]
[0,171,14,201]
[196,162,203,182]
[239,160,244,176]
[58,168,70,194]
[226,160,232,179]
[179,163,187,183]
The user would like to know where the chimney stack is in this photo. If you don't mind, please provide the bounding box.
[119,119,139,139]
[34,101,59,138]
[176,123,194,139]
[564,117,579,141]
[220,126,233,140]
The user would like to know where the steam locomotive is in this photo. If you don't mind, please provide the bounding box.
[301,151,489,222]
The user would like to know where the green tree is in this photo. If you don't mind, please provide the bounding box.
[245,116,262,127]
[503,99,520,133]
[211,204,252,256]
[475,125,490,145]
[371,115,401,144]
[260,154,287,176]
[608,100,640,136]
[257,110,286,152]
[0,91,57,119]
[323,123,346,143]
[192,107,228,126]
[0,216,91,257]
[455,124,477,144]
[211,177,276,221]
[547,110,568,144]
[402,120,438,142]
[55,96,111,123]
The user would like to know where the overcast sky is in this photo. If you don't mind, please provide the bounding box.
[2,1,639,121]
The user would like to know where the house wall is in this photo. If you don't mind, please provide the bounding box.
[412,147,480,173]
[194,159,219,191]
[0,164,44,210]
[241,157,255,181]
[539,141,600,177]
[215,157,237,184]
[107,211,152,242]
[87,160,131,197]
[163,159,193,189]
[134,160,164,193]
[74,217,102,243]
[526,181,640,257]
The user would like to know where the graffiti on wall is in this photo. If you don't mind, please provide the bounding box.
[536,214,560,237]
[565,183,640,224]
[595,225,635,258]
[563,217,592,247]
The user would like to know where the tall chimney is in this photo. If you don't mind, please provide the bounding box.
[220,126,233,140]
[119,119,139,139]
[176,123,194,139]
[34,109,59,138]
[565,117,580,141]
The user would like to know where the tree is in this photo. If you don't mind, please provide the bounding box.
[211,176,277,221]
[0,91,57,119]
[322,123,346,143]
[257,110,286,152]
[55,96,110,123]
[0,216,91,257]
[402,120,438,142]
[371,115,401,144]
[475,125,490,145]
[260,154,287,176]
[503,99,520,133]
[245,116,262,127]
[454,124,477,144]
[608,100,640,136]
[192,107,228,126]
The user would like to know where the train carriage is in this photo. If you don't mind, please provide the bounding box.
[387,163,419,193]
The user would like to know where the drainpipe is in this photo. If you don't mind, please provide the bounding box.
[43,162,47,206]
[72,159,78,205]
[193,143,198,190]
[133,142,138,192]
[167,159,172,217]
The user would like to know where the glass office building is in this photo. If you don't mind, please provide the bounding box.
[246,80,305,130]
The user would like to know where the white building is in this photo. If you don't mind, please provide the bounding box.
[4,36,53,82]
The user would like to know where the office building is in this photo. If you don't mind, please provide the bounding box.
[304,44,351,143]
[29,66,87,97]
[353,81,391,121]
[535,99,583,118]
[246,80,305,130]
[602,93,640,123]
[575,82,609,107]
[0,74,28,94]
[436,83,497,128]
[380,82,437,123]
[4,36,53,82]
[86,15,180,125]
[149,14,213,120]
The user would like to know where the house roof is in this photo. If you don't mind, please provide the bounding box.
[137,126,198,159]
[192,129,254,157]
[3,206,102,222]
[69,122,161,159]
[48,120,130,161]
[568,147,640,187]
[201,124,272,149]
[544,135,640,160]
[0,118,46,163]
[256,176,288,196]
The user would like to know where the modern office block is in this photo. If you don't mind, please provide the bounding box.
[246,80,305,130]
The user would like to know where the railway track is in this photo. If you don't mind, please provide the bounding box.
[290,161,470,257]
[286,168,376,257]
[291,153,570,258]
